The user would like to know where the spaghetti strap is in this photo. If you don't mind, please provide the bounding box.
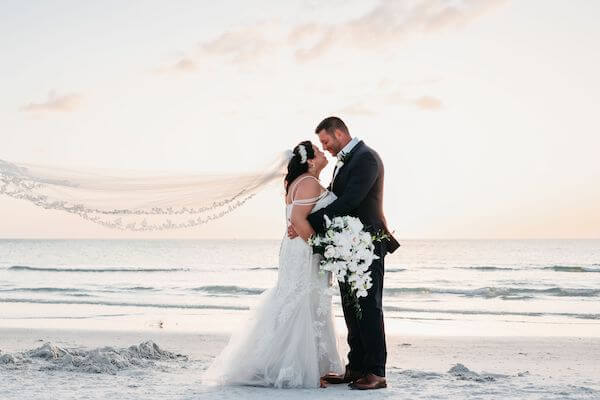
[286,175,325,207]
[288,175,326,206]
[290,175,320,201]
[292,192,327,206]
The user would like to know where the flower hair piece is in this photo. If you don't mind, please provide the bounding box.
[284,149,294,161]
[297,145,308,164]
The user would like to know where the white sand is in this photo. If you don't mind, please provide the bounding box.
[1,327,599,399]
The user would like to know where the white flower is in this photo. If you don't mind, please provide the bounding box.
[363,273,373,289]
[359,231,372,244]
[358,262,371,273]
[347,217,364,234]
[311,236,321,246]
[356,247,371,261]
[337,244,353,261]
[312,214,381,307]
[298,144,308,164]
[362,253,374,268]
[333,262,347,282]
[324,245,336,259]
[347,260,358,272]
[332,217,344,229]
[321,261,335,272]
[285,149,294,161]
[338,229,353,244]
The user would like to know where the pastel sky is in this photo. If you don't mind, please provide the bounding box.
[1,0,599,239]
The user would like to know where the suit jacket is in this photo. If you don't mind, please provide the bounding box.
[308,140,400,254]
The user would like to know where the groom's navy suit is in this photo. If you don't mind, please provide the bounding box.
[308,140,399,378]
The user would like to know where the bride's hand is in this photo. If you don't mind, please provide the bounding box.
[288,224,299,239]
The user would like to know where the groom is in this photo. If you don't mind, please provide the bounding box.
[290,116,400,390]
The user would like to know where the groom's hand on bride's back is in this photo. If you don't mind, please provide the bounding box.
[287,225,299,239]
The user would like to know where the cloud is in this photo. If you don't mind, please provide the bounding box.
[154,57,198,74]
[338,102,377,116]
[290,0,506,62]
[412,95,443,110]
[154,0,505,69]
[385,90,443,110]
[196,23,279,64]
[20,91,82,113]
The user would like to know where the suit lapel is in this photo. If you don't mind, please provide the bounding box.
[331,140,364,192]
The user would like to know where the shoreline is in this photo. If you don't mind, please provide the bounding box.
[1,327,599,399]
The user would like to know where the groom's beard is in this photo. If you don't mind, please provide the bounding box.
[328,145,342,157]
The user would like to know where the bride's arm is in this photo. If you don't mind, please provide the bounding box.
[289,179,322,241]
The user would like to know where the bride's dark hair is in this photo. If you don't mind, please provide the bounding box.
[284,140,315,195]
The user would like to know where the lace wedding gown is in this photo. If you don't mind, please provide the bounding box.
[202,179,343,388]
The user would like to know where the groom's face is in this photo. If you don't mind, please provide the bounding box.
[317,130,343,157]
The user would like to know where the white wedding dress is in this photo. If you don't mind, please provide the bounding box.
[202,177,343,388]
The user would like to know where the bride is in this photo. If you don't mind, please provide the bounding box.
[202,140,344,388]
[0,141,344,388]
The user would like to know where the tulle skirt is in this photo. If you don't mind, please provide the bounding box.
[202,237,343,388]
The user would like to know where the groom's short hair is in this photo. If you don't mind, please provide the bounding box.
[315,116,350,137]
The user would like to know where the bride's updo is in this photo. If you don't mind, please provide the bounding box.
[284,140,315,194]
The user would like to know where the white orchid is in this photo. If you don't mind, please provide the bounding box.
[347,218,364,234]
[359,231,371,244]
[347,260,359,273]
[324,245,336,259]
[320,261,334,272]
[309,214,388,319]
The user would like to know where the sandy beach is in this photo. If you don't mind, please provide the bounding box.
[1,327,599,400]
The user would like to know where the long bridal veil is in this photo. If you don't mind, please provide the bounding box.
[0,152,291,231]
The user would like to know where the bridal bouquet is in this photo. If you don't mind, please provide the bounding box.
[308,215,387,318]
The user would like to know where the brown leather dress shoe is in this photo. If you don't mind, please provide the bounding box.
[349,373,387,390]
[321,369,363,384]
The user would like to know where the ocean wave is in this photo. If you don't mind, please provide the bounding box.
[0,341,187,374]
[542,266,600,273]
[459,266,517,271]
[383,286,600,298]
[0,297,249,311]
[457,265,600,272]
[0,286,160,295]
[386,268,407,273]
[191,285,265,295]
[0,287,86,293]
[8,265,189,273]
[383,305,600,320]
[0,313,134,320]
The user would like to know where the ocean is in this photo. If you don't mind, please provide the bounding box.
[1,239,599,336]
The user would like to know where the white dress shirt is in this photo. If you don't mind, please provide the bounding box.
[332,137,360,182]
[338,137,360,159]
